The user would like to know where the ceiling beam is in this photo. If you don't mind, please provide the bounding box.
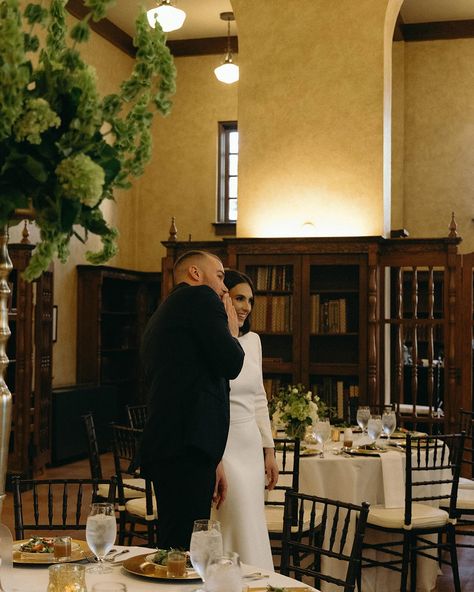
[167,36,238,57]
[402,19,474,42]
[66,0,136,57]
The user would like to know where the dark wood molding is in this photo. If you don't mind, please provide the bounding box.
[402,19,474,42]
[212,222,236,237]
[167,36,238,57]
[66,0,136,57]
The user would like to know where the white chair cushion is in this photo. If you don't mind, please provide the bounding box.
[459,477,474,490]
[265,505,319,533]
[125,496,158,520]
[367,503,448,529]
[99,478,147,500]
[456,488,474,510]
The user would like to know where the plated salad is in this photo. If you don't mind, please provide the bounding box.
[19,536,55,553]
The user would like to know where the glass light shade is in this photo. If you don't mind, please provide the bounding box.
[214,60,239,84]
[147,4,186,32]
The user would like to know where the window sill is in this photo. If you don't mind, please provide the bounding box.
[212,222,236,237]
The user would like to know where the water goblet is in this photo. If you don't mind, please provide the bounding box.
[356,406,371,433]
[382,409,397,444]
[312,419,331,458]
[189,519,223,588]
[85,502,116,574]
[367,414,383,446]
[205,552,242,592]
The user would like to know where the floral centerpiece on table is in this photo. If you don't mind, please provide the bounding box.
[270,383,320,440]
[0,0,176,280]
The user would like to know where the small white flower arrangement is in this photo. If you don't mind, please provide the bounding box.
[270,383,319,439]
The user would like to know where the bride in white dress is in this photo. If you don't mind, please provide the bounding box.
[213,270,279,571]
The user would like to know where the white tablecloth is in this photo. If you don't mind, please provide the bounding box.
[4,546,318,592]
[297,442,440,592]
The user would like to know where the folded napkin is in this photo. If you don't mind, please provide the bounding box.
[380,451,405,508]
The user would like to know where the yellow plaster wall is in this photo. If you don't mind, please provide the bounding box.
[391,41,405,230]
[403,39,474,250]
[232,0,396,238]
[136,55,237,271]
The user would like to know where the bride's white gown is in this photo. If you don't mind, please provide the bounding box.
[213,331,274,570]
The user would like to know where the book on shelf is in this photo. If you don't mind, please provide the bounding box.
[313,379,359,422]
[311,296,348,334]
[254,265,292,291]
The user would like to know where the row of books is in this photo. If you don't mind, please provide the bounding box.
[251,266,293,292]
[253,295,293,332]
[312,378,360,421]
[262,377,284,400]
[310,295,348,334]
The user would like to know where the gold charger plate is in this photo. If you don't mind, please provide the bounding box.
[385,430,427,440]
[300,449,321,457]
[122,553,200,581]
[347,447,387,457]
[13,539,89,565]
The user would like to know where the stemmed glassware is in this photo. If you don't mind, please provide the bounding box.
[85,502,116,574]
[189,519,223,589]
[205,552,242,592]
[382,408,397,445]
[312,419,331,458]
[356,406,371,434]
[367,414,383,446]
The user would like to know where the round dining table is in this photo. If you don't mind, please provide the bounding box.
[5,545,317,592]
[296,439,442,592]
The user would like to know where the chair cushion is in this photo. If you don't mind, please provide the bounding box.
[265,505,318,533]
[459,477,474,490]
[456,488,474,511]
[99,478,147,500]
[125,496,158,520]
[367,503,448,529]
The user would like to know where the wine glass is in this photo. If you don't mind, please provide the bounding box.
[205,552,242,592]
[382,408,397,444]
[367,414,383,446]
[356,406,371,434]
[312,419,331,458]
[189,519,223,587]
[85,502,116,574]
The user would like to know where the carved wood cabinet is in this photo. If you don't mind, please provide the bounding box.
[162,235,469,432]
[7,243,53,481]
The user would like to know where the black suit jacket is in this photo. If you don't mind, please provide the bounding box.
[139,283,245,471]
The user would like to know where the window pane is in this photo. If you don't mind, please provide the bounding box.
[229,154,238,176]
[228,176,238,198]
[229,131,239,154]
[228,198,238,221]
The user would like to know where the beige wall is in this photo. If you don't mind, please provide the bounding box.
[391,41,405,230]
[137,55,238,271]
[233,0,400,238]
[402,38,474,251]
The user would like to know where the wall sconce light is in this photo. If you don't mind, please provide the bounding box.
[214,12,239,84]
[147,0,186,33]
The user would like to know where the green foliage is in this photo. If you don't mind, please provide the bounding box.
[270,383,320,437]
[0,0,176,280]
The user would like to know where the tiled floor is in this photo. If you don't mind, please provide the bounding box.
[1,453,472,591]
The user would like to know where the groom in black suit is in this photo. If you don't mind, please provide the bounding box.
[139,250,244,549]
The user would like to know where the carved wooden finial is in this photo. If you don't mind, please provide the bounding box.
[21,220,30,244]
[448,212,458,238]
[168,217,177,242]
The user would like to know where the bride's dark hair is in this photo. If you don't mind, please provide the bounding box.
[224,269,255,335]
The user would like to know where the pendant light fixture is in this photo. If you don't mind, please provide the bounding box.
[147,0,186,33]
[214,12,239,84]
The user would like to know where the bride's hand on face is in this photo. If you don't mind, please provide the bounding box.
[222,293,239,337]
[264,449,279,491]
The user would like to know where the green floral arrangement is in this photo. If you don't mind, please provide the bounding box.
[270,383,320,439]
[0,0,176,280]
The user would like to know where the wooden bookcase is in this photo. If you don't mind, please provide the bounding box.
[161,234,469,431]
[7,243,54,481]
[76,266,161,419]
